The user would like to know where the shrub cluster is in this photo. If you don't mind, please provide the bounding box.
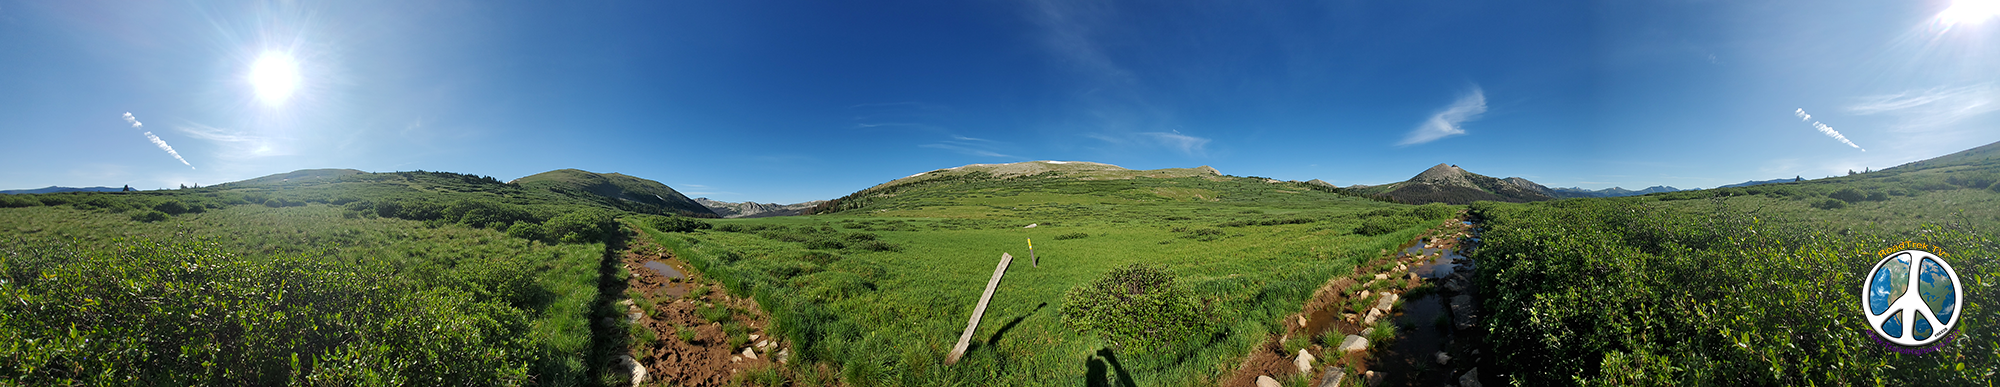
[1059,264,1215,353]
[0,239,535,385]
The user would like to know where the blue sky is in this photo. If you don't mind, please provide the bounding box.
[2,0,1996,204]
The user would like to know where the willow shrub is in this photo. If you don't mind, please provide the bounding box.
[0,239,534,385]
[1471,198,1998,386]
[1060,263,1216,353]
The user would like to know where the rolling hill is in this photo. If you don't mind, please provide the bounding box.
[512,169,719,218]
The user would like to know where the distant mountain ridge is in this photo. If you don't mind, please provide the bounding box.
[695,198,826,218]
[513,169,719,218]
[810,160,1232,214]
[0,186,123,194]
[1351,164,1556,205]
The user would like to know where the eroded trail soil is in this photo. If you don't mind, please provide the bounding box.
[618,232,787,386]
[1226,216,1485,387]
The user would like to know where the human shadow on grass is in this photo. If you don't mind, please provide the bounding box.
[1084,347,1138,387]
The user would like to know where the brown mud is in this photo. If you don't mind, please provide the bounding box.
[618,230,788,386]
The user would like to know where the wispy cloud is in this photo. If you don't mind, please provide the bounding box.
[921,143,1015,158]
[1399,86,1487,146]
[1085,131,1213,156]
[1847,83,1999,130]
[1795,108,1865,151]
[174,122,288,159]
[1139,131,1210,155]
[122,113,194,169]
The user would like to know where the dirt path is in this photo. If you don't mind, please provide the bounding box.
[1225,215,1484,387]
[616,230,788,386]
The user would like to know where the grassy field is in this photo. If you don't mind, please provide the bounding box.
[633,171,1457,386]
[1467,147,2000,385]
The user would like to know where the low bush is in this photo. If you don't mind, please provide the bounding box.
[1060,264,1214,353]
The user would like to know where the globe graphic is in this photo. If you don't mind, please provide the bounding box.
[1863,250,1962,347]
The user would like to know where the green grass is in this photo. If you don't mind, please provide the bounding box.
[630,174,1451,385]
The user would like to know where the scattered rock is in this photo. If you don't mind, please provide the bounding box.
[1374,273,1388,280]
[1317,369,1346,387]
[1295,349,1316,373]
[742,347,758,360]
[1360,290,1372,299]
[750,334,760,341]
[731,355,742,363]
[1434,351,1452,365]
[777,348,791,364]
[1255,375,1281,387]
[1024,223,1038,228]
[626,312,644,323]
[1364,308,1384,325]
[1451,295,1479,330]
[618,299,635,308]
[1337,335,1369,353]
[1374,294,1398,311]
[615,355,646,385]
[1299,315,1309,328]
[1343,313,1358,322]
[1364,370,1384,386]
[1460,367,1482,387]
[1360,328,1374,337]
[757,340,772,350]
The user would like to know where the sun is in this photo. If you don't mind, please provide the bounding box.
[1941,0,2000,25]
[250,51,302,106]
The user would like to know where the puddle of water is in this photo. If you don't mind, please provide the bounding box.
[643,260,686,280]
[661,283,692,299]
[1376,292,1455,386]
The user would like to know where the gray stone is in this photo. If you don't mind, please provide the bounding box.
[1295,349,1316,373]
[1360,328,1374,337]
[626,312,644,323]
[1459,367,1481,387]
[1317,369,1346,387]
[1451,295,1479,330]
[1374,293,1399,311]
[1337,335,1369,353]
[615,355,646,385]
[1365,370,1385,386]
[1255,375,1281,387]
[777,348,791,364]
[1434,351,1452,365]
[1364,308,1385,324]
[742,347,758,360]
[1024,223,1038,228]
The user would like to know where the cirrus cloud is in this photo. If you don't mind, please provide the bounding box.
[1399,86,1488,146]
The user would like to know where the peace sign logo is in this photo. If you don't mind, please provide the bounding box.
[1862,250,1963,347]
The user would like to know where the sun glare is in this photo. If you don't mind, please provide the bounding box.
[250,51,302,106]
[1941,0,2000,25]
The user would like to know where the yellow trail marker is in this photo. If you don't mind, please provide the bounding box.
[1028,238,1037,267]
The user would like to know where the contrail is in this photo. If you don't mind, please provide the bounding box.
[122,112,195,168]
[1795,108,1864,152]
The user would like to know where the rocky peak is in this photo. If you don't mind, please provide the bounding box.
[1409,164,1475,188]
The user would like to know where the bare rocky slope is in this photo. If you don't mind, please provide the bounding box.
[693,198,826,218]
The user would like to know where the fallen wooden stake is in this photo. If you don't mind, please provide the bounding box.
[947,252,1014,365]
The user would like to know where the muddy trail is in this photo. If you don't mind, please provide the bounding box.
[610,229,788,386]
[1227,216,1489,387]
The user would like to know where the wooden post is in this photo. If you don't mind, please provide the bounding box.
[1028,238,1037,268]
[947,252,1013,365]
